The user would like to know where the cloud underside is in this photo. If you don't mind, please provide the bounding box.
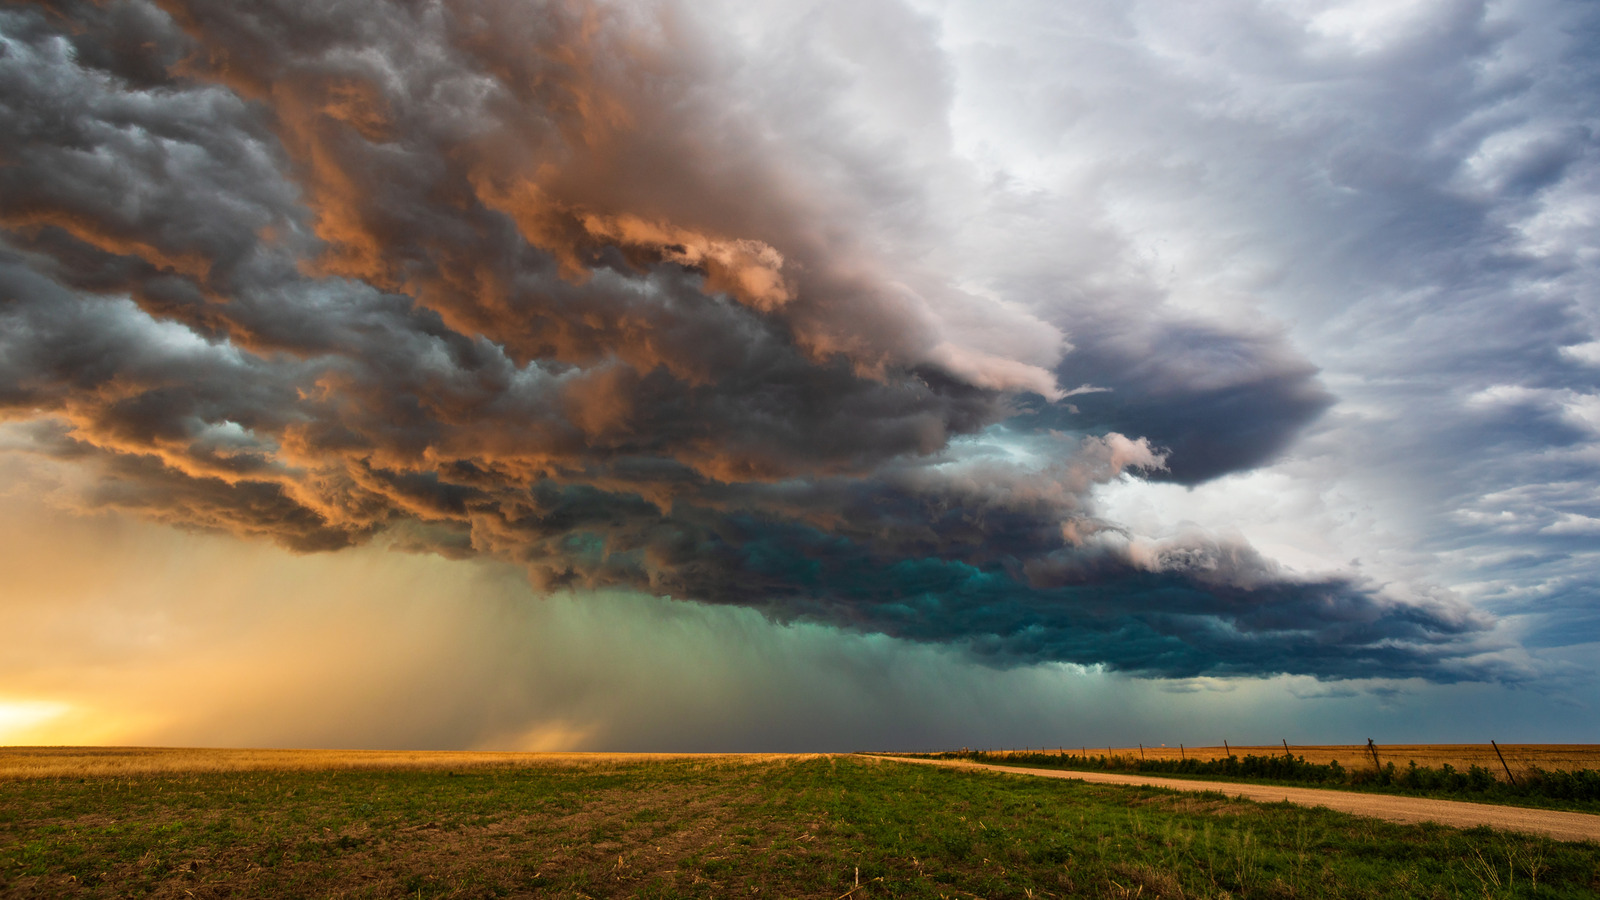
[0,0,1502,680]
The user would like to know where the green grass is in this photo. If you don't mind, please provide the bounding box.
[2,755,1598,898]
[909,751,1600,814]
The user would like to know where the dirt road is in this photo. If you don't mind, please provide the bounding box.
[867,755,1600,843]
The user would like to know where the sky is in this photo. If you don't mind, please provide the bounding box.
[0,0,1597,751]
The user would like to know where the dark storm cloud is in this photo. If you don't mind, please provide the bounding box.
[0,0,1509,680]
[1040,319,1334,484]
[631,515,1497,681]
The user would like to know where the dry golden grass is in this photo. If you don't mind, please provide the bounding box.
[11,744,1596,782]
[990,744,1600,774]
[0,747,804,780]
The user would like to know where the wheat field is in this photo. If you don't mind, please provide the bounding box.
[7,744,1597,782]
[0,747,798,779]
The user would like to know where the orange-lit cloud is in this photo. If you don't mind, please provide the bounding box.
[0,0,1513,687]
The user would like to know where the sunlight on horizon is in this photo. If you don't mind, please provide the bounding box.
[0,699,71,745]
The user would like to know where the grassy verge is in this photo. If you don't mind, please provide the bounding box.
[2,754,1598,898]
[899,751,1600,814]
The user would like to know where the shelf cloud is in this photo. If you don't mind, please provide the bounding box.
[7,0,1588,689]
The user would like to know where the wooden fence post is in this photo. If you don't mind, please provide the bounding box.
[1367,738,1382,771]
[1491,740,1519,787]
[1283,739,1292,759]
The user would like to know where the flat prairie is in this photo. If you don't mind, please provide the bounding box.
[6,750,1600,899]
[992,744,1600,774]
[0,746,776,780]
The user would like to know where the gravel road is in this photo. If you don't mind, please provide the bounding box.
[868,755,1600,843]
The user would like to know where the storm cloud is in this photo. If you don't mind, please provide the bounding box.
[5,0,1578,684]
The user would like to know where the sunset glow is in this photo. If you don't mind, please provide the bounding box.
[0,701,70,745]
[1,0,1597,750]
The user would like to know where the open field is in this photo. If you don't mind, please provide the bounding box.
[974,746,1600,776]
[4,750,1600,899]
[903,747,1600,813]
[0,747,747,780]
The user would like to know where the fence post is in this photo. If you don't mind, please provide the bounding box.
[1180,744,1185,761]
[1491,740,1519,787]
[1367,738,1381,771]
[1224,740,1231,758]
[1283,739,1292,760]
[1139,743,1145,760]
